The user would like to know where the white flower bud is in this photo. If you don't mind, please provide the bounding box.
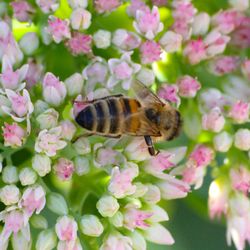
[68,0,88,9]
[96,195,119,217]
[136,68,155,86]
[213,132,233,152]
[60,120,76,141]
[143,184,161,204]
[73,137,91,155]
[36,108,59,130]
[19,167,37,186]
[93,30,111,49]
[47,193,68,215]
[2,166,19,184]
[12,231,32,250]
[30,214,48,229]
[109,211,123,228]
[192,13,210,36]
[80,215,104,237]
[132,182,148,198]
[32,154,51,177]
[74,156,90,175]
[64,73,84,97]
[130,231,146,250]
[0,184,20,205]
[234,129,250,151]
[19,32,39,55]
[34,100,50,116]
[70,8,91,30]
[159,31,182,53]
[36,229,57,250]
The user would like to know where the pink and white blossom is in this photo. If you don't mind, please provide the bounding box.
[2,122,25,147]
[140,40,162,64]
[177,75,201,98]
[10,1,34,22]
[94,0,121,13]
[158,84,180,104]
[133,6,163,40]
[42,72,67,106]
[124,205,152,230]
[108,165,138,198]
[35,127,67,157]
[60,120,76,141]
[47,16,71,43]
[172,0,197,23]
[127,0,148,17]
[55,216,78,242]
[108,53,141,90]
[36,108,59,130]
[54,158,75,181]
[36,0,59,13]
[0,55,28,91]
[229,100,249,123]
[0,185,20,206]
[25,58,44,88]
[66,32,92,56]
[192,12,210,36]
[20,185,46,216]
[93,30,111,49]
[202,107,225,132]
[230,166,250,195]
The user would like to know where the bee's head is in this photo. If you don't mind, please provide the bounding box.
[160,108,182,141]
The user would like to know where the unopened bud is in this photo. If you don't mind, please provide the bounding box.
[2,166,19,184]
[96,195,119,217]
[36,108,59,130]
[47,192,68,215]
[0,184,20,205]
[30,214,48,229]
[64,73,84,97]
[74,156,90,175]
[80,215,104,237]
[19,32,39,55]
[36,229,57,250]
[32,154,51,177]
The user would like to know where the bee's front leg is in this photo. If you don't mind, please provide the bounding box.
[144,136,159,156]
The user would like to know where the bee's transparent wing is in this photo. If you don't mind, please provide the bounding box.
[131,80,164,107]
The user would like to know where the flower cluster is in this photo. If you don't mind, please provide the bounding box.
[0,0,249,250]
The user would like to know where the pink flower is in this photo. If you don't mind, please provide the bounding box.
[55,216,78,242]
[202,107,225,132]
[60,120,76,141]
[124,205,152,230]
[204,30,230,58]
[2,122,25,147]
[83,58,108,87]
[94,0,121,13]
[208,56,239,76]
[54,158,75,181]
[25,58,44,88]
[230,166,250,195]
[112,29,141,51]
[47,16,71,43]
[20,185,46,217]
[127,0,149,17]
[36,0,59,13]
[10,1,34,22]
[229,100,249,123]
[0,21,23,65]
[158,84,180,104]
[157,174,190,200]
[208,180,228,219]
[133,6,163,40]
[212,10,242,34]
[0,208,29,245]
[108,165,138,198]
[177,75,201,98]
[0,55,28,91]
[95,147,121,166]
[42,72,66,106]
[4,89,33,121]
[241,59,250,80]
[183,38,207,65]
[159,31,182,53]
[108,53,141,90]
[35,126,67,157]
[152,0,167,6]
[172,0,197,23]
[231,17,250,48]
[140,40,162,64]
[66,32,92,56]
[171,19,191,40]
[189,144,214,167]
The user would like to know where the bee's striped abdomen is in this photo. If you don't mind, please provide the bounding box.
[75,105,96,131]
[107,98,120,134]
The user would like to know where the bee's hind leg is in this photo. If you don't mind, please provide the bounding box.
[144,136,160,156]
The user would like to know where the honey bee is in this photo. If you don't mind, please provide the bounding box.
[74,80,182,156]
